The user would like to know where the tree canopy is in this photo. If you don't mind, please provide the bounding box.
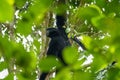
[0,0,120,80]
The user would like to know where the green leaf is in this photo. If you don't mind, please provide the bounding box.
[0,36,14,60]
[105,0,120,16]
[95,0,106,8]
[91,14,105,27]
[16,0,54,36]
[72,58,86,70]
[107,68,120,80]
[54,4,67,15]
[63,47,79,64]
[0,0,14,22]
[4,73,14,80]
[0,62,7,71]
[33,39,41,53]
[16,70,37,79]
[16,14,33,36]
[72,71,93,80]
[84,0,94,3]
[29,0,54,24]
[76,4,102,21]
[92,16,120,36]
[53,68,72,80]
[81,35,92,49]
[91,53,108,72]
[39,56,63,72]
[15,0,27,8]
[15,51,37,71]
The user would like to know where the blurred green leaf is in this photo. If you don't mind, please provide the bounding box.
[0,0,14,22]
[7,0,14,5]
[91,53,108,72]
[63,47,79,64]
[16,70,37,80]
[0,62,7,71]
[92,16,120,36]
[16,14,33,36]
[0,36,37,72]
[15,51,37,71]
[4,73,14,80]
[81,35,92,49]
[105,0,120,16]
[16,0,53,36]
[95,0,106,8]
[54,4,67,15]
[39,56,63,72]
[29,0,54,24]
[72,58,85,70]
[107,68,120,80]
[76,4,102,21]
[53,68,72,80]
[0,36,14,60]
[15,0,27,8]
[33,39,41,53]
[72,71,93,80]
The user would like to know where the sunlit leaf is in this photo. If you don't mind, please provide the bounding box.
[16,70,37,79]
[16,0,54,36]
[7,0,14,5]
[0,62,7,71]
[105,0,120,16]
[15,51,37,71]
[84,0,93,3]
[76,4,102,21]
[4,73,14,80]
[72,71,93,80]
[107,68,120,80]
[0,36,14,60]
[29,0,53,24]
[63,47,79,64]
[53,68,72,80]
[16,14,33,36]
[92,16,120,36]
[15,0,27,8]
[0,0,14,22]
[81,35,92,49]
[54,4,67,15]
[72,58,85,70]
[95,0,106,8]
[91,53,108,72]
[39,56,63,72]
[33,39,41,53]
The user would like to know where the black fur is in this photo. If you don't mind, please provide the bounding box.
[39,27,69,80]
[39,12,85,80]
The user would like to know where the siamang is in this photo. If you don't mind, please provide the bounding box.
[39,28,70,80]
[56,15,86,50]
[39,15,85,80]
[39,14,71,80]
[56,15,71,46]
[46,28,69,63]
[39,21,86,80]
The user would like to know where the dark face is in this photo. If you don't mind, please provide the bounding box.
[56,15,66,28]
[46,28,60,38]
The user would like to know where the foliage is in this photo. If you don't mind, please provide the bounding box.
[0,0,120,80]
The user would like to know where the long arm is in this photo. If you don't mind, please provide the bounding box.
[71,36,86,50]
